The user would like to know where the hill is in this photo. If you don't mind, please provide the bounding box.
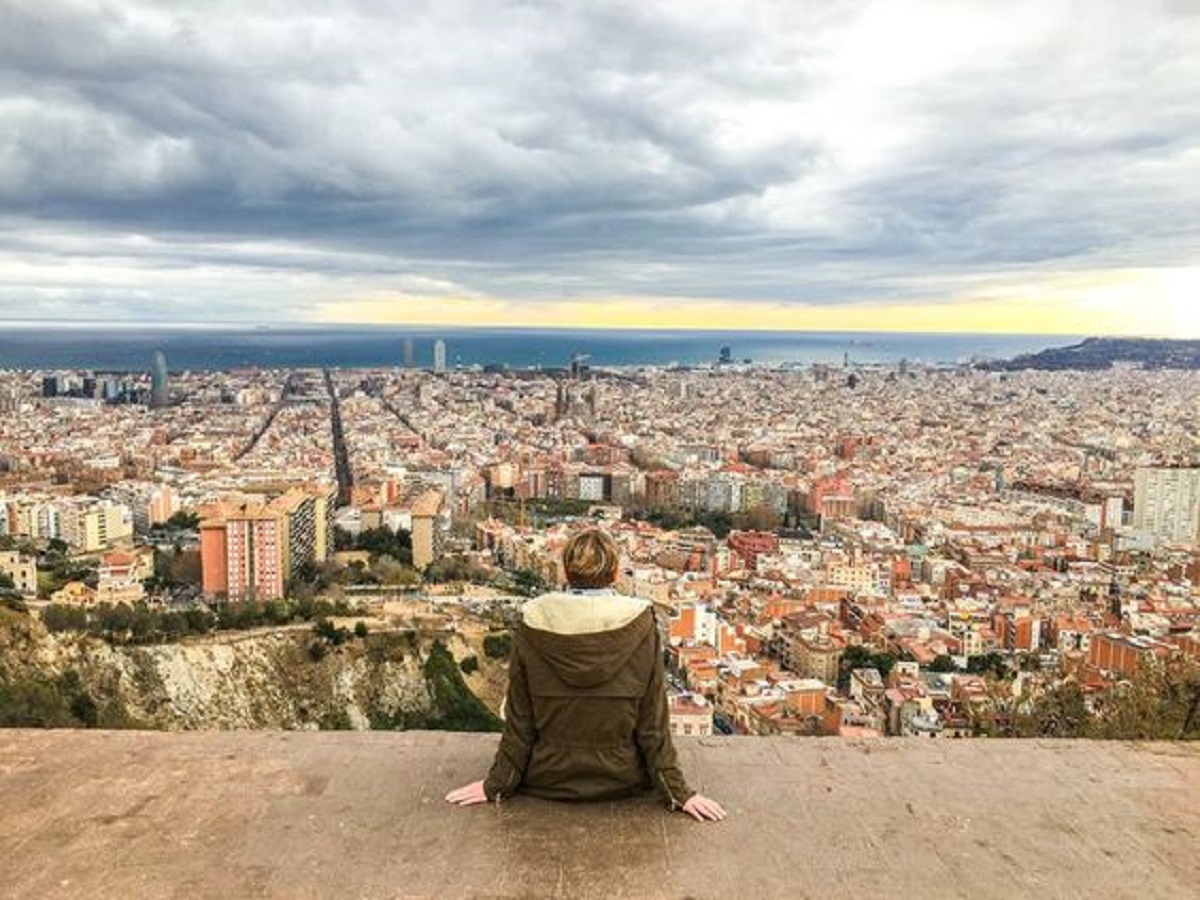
[0,605,502,732]
[985,337,1200,370]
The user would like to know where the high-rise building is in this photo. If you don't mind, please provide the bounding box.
[410,490,445,570]
[403,338,415,368]
[59,500,134,552]
[200,502,285,601]
[1133,466,1200,547]
[150,351,169,408]
[199,485,335,601]
[106,482,178,534]
[433,339,447,373]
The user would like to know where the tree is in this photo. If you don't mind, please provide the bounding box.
[345,527,414,565]
[1015,680,1089,738]
[94,602,134,639]
[424,555,489,584]
[966,652,1008,679]
[483,632,512,660]
[341,561,378,586]
[372,554,421,587]
[871,652,899,680]
[0,573,14,590]
[738,504,782,533]
[1091,658,1200,740]
[166,510,201,530]
[313,618,350,646]
[0,670,103,729]
[928,655,957,673]
[512,568,546,597]
[166,550,202,586]
[838,645,900,689]
[184,607,215,634]
[0,678,76,727]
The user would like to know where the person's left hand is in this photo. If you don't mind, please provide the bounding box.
[445,780,488,806]
[681,794,727,822]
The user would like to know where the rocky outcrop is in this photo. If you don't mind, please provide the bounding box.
[0,608,501,732]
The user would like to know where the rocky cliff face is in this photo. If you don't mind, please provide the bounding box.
[0,608,503,732]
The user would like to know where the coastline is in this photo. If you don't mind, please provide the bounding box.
[0,326,1080,372]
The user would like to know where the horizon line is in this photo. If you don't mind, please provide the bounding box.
[0,318,1138,339]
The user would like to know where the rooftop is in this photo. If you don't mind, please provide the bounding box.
[1,731,1197,899]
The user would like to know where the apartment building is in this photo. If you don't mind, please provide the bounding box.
[1133,467,1200,547]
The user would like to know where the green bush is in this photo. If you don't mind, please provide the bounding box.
[424,555,490,584]
[422,641,501,732]
[0,677,76,727]
[34,597,365,646]
[313,618,350,645]
[319,709,353,730]
[459,655,479,676]
[0,669,139,730]
[0,596,28,614]
[483,632,512,660]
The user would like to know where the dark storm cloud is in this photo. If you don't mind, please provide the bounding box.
[0,0,1198,320]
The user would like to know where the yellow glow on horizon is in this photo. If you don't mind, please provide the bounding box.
[307,267,1200,336]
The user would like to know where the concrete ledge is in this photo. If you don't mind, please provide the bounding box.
[1,731,1197,899]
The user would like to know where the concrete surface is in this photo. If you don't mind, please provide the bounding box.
[0,730,1197,899]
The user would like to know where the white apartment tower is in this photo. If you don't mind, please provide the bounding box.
[1133,466,1200,547]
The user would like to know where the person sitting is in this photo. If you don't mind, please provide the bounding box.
[445,528,726,822]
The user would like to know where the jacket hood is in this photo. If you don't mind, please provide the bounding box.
[520,592,655,689]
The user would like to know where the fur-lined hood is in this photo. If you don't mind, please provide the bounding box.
[522,590,650,635]
[518,590,655,689]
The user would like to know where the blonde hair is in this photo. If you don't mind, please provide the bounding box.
[562,529,620,589]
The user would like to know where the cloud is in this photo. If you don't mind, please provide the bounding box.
[0,0,1198,329]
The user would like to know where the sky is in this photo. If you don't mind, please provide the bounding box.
[1,0,1199,335]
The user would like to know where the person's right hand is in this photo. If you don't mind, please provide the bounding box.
[445,780,488,806]
[681,794,726,822]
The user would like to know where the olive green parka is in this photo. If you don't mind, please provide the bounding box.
[482,589,694,810]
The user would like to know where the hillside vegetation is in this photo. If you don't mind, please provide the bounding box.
[0,605,502,733]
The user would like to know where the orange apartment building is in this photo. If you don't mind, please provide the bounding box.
[201,505,286,601]
[199,486,333,602]
[1087,632,1174,677]
[410,490,445,571]
[1002,613,1043,652]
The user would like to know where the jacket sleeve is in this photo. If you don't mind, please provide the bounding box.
[483,633,536,801]
[635,621,695,811]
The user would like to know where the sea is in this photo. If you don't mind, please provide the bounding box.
[0,324,1078,371]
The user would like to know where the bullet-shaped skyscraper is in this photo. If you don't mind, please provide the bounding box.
[433,339,447,373]
[150,351,169,408]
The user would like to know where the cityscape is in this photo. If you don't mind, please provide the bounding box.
[4,0,1200,893]
[3,339,1198,739]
